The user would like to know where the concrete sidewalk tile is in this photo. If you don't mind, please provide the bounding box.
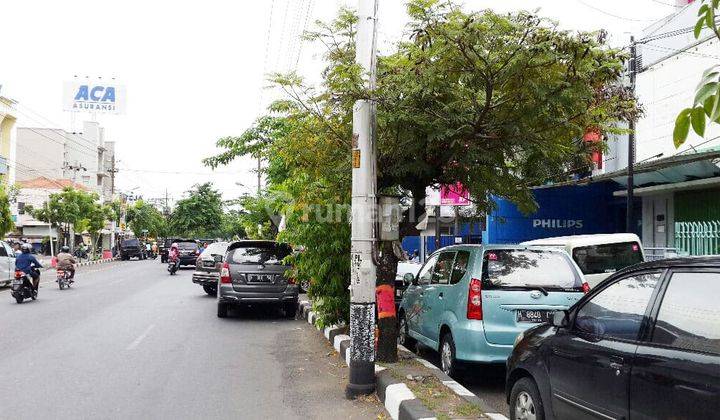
[333,334,350,352]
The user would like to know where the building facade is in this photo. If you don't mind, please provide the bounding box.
[0,95,17,186]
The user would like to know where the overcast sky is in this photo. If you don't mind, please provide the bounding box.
[1,0,678,205]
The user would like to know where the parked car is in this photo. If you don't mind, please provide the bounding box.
[398,245,587,377]
[395,261,422,305]
[521,233,644,288]
[217,240,296,318]
[0,240,16,287]
[119,238,146,260]
[159,237,181,263]
[176,240,200,266]
[192,241,229,296]
[506,256,720,420]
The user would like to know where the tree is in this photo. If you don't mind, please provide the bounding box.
[127,200,167,238]
[169,183,224,238]
[674,0,720,147]
[0,188,15,238]
[32,187,99,249]
[204,2,638,357]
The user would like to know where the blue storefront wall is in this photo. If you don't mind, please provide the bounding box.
[483,182,631,244]
[401,221,483,256]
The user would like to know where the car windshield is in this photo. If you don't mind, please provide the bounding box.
[228,243,292,265]
[482,249,582,290]
[177,242,198,250]
[201,242,228,257]
[122,239,139,247]
[572,242,643,275]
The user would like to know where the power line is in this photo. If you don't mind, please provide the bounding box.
[575,0,658,22]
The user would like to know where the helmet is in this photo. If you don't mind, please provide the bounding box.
[170,242,178,249]
[21,243,32,253]
[61,245,70,253]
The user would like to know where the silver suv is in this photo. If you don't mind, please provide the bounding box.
[217,240,297,318]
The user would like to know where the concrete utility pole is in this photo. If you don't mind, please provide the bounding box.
[346,0,379,399]
[627,36,636,233]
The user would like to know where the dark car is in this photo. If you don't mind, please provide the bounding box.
[176,240,200,266]
[159,238,179,263]
[217,240,297,318]
[506,256,720,420]
[192,241,229,296]
[119,238,146,260]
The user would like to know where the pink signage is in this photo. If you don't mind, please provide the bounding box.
[440,182,470,206]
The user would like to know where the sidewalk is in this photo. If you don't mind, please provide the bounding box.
[36,255,116,271]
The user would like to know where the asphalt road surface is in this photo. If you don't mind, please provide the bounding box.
[0,260,384,420]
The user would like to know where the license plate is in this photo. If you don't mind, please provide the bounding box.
[12,279,22,285]
[248,274,273,283]
[516,310,554,323]
[203,261,215,267]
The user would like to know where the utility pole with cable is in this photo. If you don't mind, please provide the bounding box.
[627,36,636,233]
[346,0,378,399]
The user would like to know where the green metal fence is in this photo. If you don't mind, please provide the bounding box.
[674,221,720,256]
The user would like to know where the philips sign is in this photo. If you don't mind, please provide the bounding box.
[63,80,126,114]
[532,219,583,229]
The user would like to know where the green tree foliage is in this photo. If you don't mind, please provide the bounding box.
[674,0,720,147]
[0,188,15,238]
[127,200,167,238]
[169,183,224,238]
[204,2,637,325]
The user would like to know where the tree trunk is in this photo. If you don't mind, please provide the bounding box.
[376,240,400,363]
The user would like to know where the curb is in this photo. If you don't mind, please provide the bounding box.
[75,257,116,267]
[297,301,441,420]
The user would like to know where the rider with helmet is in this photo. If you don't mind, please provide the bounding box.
[15,243,42,290]
[169,243,180,269]
[56,245,77,280]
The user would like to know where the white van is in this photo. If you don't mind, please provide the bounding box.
[521,233,644,287]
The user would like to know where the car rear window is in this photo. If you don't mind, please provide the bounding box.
[228,243,292,265]
[201,242,228,256]
[177,242,198,250]
[572,242,643,275]
[122,239,139,247]
[482,249,582,290]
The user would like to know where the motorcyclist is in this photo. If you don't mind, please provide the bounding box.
[169,243,179,270]
[16,243,42,290]
[56,245,77,281]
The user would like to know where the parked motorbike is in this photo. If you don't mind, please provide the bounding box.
[168,260,179,275]
[56,269,72,290]
[11,270,37,304]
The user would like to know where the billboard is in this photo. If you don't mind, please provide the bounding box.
[63,79,126,114]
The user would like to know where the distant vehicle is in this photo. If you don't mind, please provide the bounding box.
[217,240,296,318]
[395,261,421,305]
[0,240,17,287]
[56,269,72,290]
[176,240,200,266]
[399,245,586,377]
[507,256,720,420]
[521,233,645,288]
[119,238,146,261]
[192,241,229,296]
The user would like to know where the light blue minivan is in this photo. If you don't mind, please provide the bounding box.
[398,245,587,377]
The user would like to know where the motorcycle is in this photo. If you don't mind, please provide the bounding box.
[56,269,72,290]
[11,270,37,304]
[167,259,179,275]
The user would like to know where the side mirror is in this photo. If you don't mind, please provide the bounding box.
[552,310,569,328]
[213,254,223,263]
[403,272,415,286]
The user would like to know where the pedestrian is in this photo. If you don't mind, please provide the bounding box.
[411,249,420,263]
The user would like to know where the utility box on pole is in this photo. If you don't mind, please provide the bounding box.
[347,0,379,399]
[379,195,400,242]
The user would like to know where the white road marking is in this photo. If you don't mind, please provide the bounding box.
[126,324,155,351]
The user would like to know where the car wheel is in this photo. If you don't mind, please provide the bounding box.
[398,312,416,349]
[299,279,310,294]
[440,331,459,378]
[203,285,216,296]
[217,302,229,318]
[510,377,544,420]
[283,302,297,318]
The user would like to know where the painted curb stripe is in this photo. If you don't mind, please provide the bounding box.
[333,334,350,352]
[485,413,510,420]
[384,383,415,420]
[441,380,475,397]
[307,311,315,325]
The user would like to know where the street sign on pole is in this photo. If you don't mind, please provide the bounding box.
[346,0,379,399]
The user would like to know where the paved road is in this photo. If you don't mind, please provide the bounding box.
[0,260,384,420]
[413,343,509,416]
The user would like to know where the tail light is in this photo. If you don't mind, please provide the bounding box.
[195,250,200,255]
[467,278,483,320]
[220,262,231,284]
[582,282,590,294]
[14,270,23,279]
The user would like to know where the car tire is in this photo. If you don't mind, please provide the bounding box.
[283,302,297,318]
[203,285,216,296]
[440,331,459,378]
[299,279,310,294]
[510,377,545,420]
[217,302,229,318]
[398,312,416,349]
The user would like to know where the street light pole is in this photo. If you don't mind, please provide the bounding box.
[346,0,378,399]
[627,36,636,233]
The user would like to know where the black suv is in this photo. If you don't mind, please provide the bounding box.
[506,256,720,420]
[119,238,146,260]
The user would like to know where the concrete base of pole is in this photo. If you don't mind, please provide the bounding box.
[346,302,376,399]
[345,359,376,398]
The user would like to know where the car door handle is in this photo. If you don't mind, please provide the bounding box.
[438,292,444,299]
[609,355,624,371]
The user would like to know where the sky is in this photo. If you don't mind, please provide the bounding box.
[0,0,681,206]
